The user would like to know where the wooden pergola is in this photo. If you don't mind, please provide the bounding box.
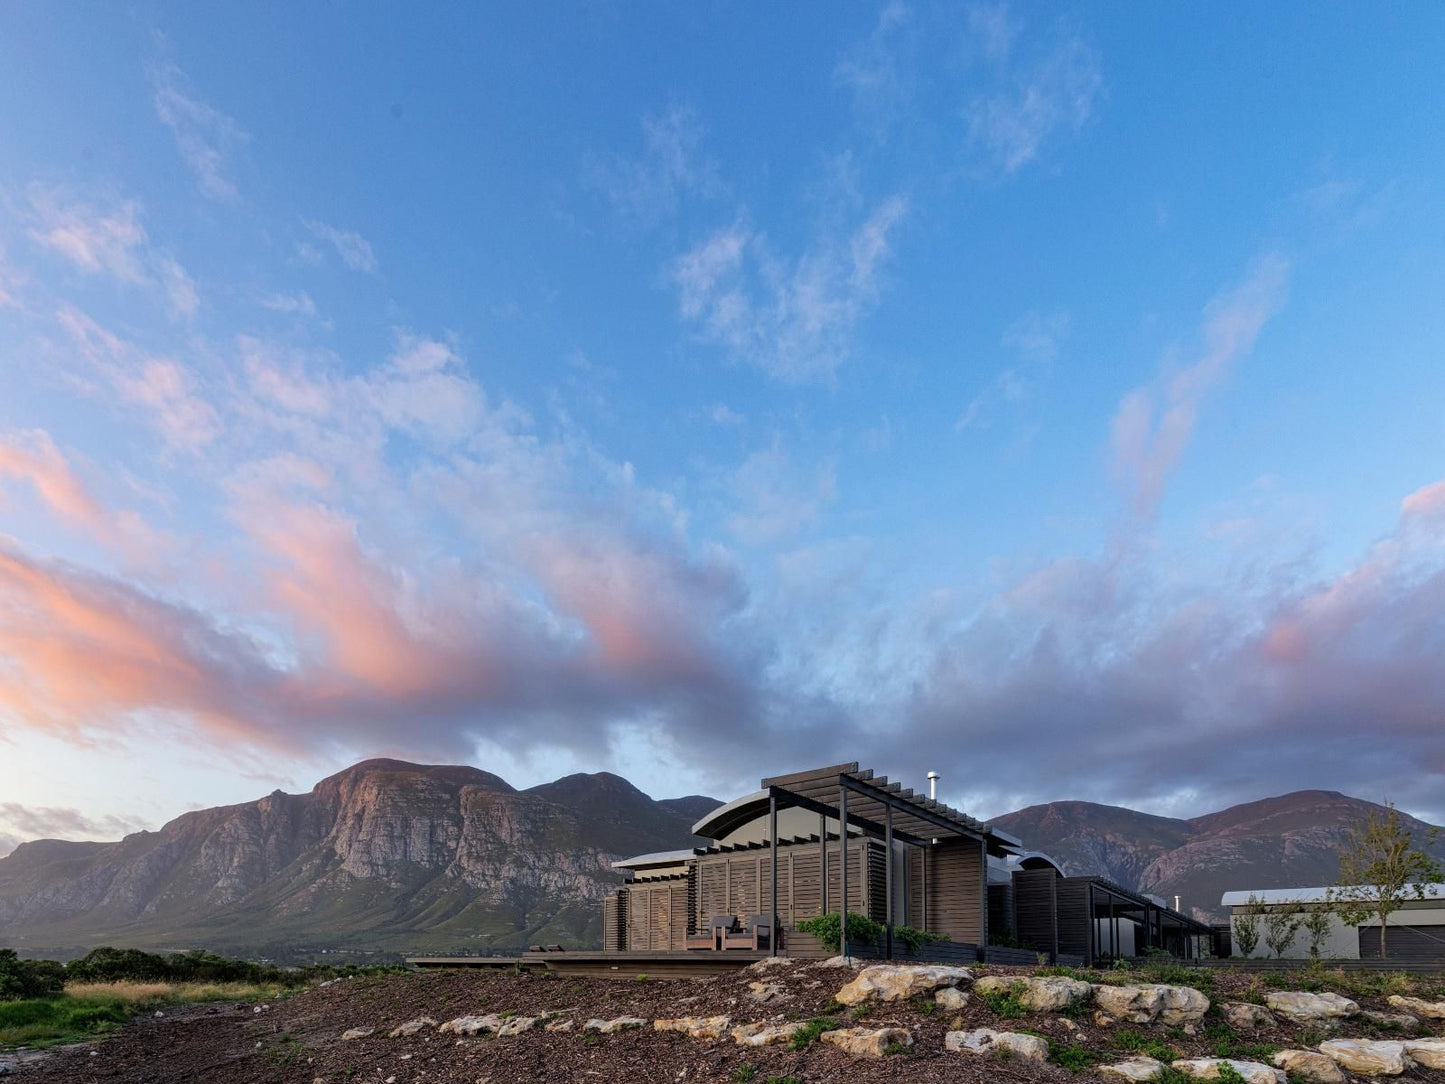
[758,762,1022,958]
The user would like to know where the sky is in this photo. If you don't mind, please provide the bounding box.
[1,3,1444,855]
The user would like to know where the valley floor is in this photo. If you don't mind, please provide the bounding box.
[6,961,1445,1084]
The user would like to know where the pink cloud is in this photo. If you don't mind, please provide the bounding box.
[1402,479,1445,523]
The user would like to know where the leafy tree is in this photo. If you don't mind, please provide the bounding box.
[0,948,66,1000]
[1334,802,1443,958]
[1231,894,1264,957]
[1300,894,1335,959]
[1263,901,1303,958]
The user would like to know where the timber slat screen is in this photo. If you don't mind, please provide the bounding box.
[694,838,873,932]
[924,838,985,946]
[1011,868,1060,959]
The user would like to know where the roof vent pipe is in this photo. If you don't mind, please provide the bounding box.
[927,771,940,800]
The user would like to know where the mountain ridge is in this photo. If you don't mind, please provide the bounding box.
[0,759,717,958]
[990,789,1445,922]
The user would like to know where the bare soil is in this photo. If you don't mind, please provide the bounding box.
[8,962,1444,1083]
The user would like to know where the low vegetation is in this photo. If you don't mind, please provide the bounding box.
[0,944,397,1050]
[793,912,947,956]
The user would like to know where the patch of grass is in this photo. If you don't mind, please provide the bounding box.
[0,996,130,1048]
[1111,1026,1178,1062]
[636,973,650,983]
[882,1040,911,1055]
[1156,1067,1196,1084]
[849,1004,873,1020]
[1036,965,1098,982]
[1214,1064,1249,1084]
[789,1016,841,1050]
[1140,964,1214,994]
[732,1063,757,1083]
[580,1030,601,1046]
[1203,1021,1277,1061]
[1048,1039,1099,1073]
[977,980,1028,1018]
[912,994,936,1016]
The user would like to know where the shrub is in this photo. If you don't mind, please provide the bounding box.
[794,912,885,954]
[0,950,65,1001]
[789,1016,841,1050]
[977,980,1028,1018]
[894,925,948,955]
[1111,1027,1177,1062]
[1048,1039,1098,1072]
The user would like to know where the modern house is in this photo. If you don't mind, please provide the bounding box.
[603,761,1209,962]
[1220,884,1445,962]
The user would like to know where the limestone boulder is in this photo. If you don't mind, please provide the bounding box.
[1093,984,1209,1026]
[543,1019,574,1032]
[584,1016,647,1034]
[497,1016,536,1037]
[944,1027,1049,1063]
[1387,994,1445,1020]
[1171,1058,1285,1084]
[748,981,788,1004]
[731,1021,804,1046]
[935,986,970,1011]
[1404,1038,1445,1070]
[1264,991,1358,1025]
[339,1027,375,1041]
[1222,1002,1276,1030]
[1100,1056,1165,1081]
[820,1026,912,1057]
[1317,1038,1408,1076]
[834,964,972,1005]
[653,1016,732,1041]
[439,1015,503,1036]
[975,975,1093,1012]
[387,1017,437,1038]
[1272,1050,1346,1084]
[1359,1009,1419,1032]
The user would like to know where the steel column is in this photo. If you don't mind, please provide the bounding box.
[839,784,849,959]
[820,811,828,915]
[884,803,894,959]
[769,792,779,957]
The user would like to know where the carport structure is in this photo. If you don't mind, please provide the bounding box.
[758,762,1023,958]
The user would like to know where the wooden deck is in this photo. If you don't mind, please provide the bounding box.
[407,949,776,979]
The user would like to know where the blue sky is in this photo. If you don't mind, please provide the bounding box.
[2,2,1444,851]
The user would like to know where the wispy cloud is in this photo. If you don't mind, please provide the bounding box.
[588,106,718,227]
[956,309,1069,431]
[302,220,378,273]
[0,803,149,850]
[259,291,319,318]
[966,25,1103,174]
[149,60,248,202]
[1109,254,1289,518]
[0,429,170,561]
[59,309,222,452]
[24,187,199,320]
[672,195,909,383]
[726,440,838,545]
[835,1,914,128]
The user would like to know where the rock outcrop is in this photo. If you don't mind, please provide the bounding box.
[1317,1039,1408,1076]
[945,1028,1049,1063]
[1172,1058,1285,1084]
[833,964,972,1006]
[975,974,1092,1012]
[1387,995,1445,1020]
[1264,991,1358,1024]
[1272,1050,1346,1084]
[820,1026,912,1057]
[1100,1056,1166,1081]
[1092,984,1209,1026]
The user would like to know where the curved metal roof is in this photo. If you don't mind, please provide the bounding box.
[691,789,767,839]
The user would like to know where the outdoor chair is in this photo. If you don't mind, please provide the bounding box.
[686,914,736,950]
[721,913,775,951]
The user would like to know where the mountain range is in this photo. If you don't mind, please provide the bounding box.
[3,762,1441,959]
[991,789,1445,922]
[0,759,716,960]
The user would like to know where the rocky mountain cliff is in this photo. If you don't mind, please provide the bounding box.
[992,790,1445,922]
[0,759,716,959]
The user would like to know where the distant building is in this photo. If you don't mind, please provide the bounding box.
[1219,884,1445,962]
[604,760,1209,962]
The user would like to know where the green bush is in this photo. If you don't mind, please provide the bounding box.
[977,980,1028,1018]
[0,950,65,1001]
[795,912,885,954]
[1048,1039,1098,1072]
[789,1016,840,1050]
[894,924,948,955]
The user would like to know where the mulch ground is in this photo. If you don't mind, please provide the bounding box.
[9,962,1445,1084]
